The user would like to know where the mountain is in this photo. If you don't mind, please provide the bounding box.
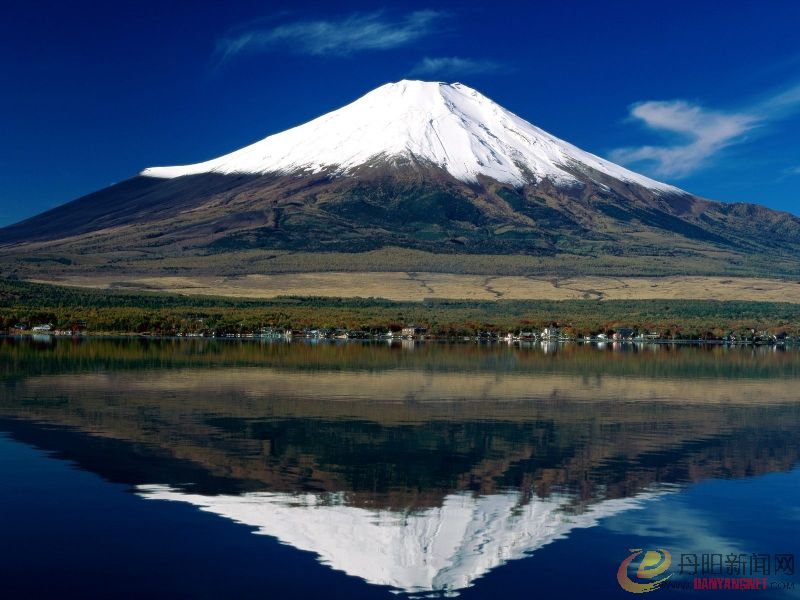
[2,79,800,280]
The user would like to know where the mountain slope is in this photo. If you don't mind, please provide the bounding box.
[1,80,799,279]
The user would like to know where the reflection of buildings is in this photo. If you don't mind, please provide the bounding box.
[138,485,664,596]
[540,341,559,354]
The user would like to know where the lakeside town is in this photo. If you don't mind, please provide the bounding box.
[7,322,797,346]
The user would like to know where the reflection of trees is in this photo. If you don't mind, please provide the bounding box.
[2,337,800,380]
[2,364,799,510]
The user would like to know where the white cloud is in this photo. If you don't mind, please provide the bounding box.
[217,10,444,61]
[611,83,800,178]
[609,101,757,178]
[409,56,506,77]
[778,165,800,181]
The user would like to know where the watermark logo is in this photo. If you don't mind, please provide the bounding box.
[617,548,674,593]
[617,548,795,593]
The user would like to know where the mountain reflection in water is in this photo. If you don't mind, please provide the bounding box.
[1,338,799,596]
[138,486,665,595]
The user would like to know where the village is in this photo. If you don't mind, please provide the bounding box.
[234,325,793,345]
[7,321,794,346]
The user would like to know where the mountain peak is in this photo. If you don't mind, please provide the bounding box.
[141,80,680,193]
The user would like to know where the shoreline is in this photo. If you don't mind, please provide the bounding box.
[3,333,795,347]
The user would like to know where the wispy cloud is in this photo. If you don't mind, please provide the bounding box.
[609,101,757,178]
[217,10,445,62]
[778,165,800,181]
[610,83,800,178]
[409,56,506,77]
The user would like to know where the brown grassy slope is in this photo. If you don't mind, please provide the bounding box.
[30,272,800,303]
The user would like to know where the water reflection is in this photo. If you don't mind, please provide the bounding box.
[1,338,799,596]
[138,486,665,596]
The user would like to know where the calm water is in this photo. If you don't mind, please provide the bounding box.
[1,337,799,598]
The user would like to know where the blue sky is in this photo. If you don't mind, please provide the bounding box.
[2,0,800,225]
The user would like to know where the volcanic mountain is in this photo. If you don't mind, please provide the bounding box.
[2,80,800,280]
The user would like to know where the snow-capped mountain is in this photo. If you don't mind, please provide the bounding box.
[3,80,800,279]
[142,80,680,193]
[138,485,665,595]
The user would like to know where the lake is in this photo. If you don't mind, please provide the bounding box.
[1,337,799,598]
